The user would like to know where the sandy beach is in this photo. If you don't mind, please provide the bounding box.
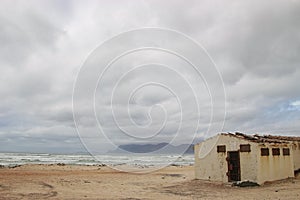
[0,165,299,200]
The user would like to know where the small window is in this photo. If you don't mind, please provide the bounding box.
[217,145,226,153]
[261,148,269,156]
[283,148,290,156]
[240,144,251,152]
[272,148,280,156]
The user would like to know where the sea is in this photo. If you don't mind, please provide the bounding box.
[0,152,194,167]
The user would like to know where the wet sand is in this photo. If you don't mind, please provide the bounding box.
[0,164,299,199]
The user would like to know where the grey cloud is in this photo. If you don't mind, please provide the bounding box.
[0,6,63,66]
[0,0,300,153]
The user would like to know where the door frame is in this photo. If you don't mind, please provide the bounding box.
[226,151,241,182]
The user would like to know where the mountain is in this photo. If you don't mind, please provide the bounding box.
[108,143,194,154]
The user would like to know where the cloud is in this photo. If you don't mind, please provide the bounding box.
[0,0,299,153]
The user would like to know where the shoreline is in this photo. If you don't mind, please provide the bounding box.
[0,152,194,169]
[0,162,193,169]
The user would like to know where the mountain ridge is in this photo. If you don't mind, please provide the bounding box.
[108,142,195,154]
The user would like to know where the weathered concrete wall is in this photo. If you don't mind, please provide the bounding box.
[194,136,227,182]
[195,134,296,185]
[194,135,224,182]
[257,143,294,184]
[292,142,300,171]
[195,134,258,183]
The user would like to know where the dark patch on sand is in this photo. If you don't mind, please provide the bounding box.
[120,198,143,200]
[164,174,183,177]
[40,181,54,189]
[19,191,58,198]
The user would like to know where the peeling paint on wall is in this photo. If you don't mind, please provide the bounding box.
[195,133,299,185]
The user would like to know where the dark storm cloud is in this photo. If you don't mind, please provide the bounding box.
[0,0,299,153]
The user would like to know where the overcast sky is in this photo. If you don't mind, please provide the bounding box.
[0,0,300,153]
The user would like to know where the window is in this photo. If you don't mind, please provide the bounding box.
[240,144,251,152]
[261,148,269,156]
[272,148,280,156]
[217,145,226,153]
[283,148,290,156]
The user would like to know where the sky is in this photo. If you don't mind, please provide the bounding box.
[0,0,300,153]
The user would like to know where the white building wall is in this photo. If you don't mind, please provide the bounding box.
[195,134,296,185]
[257,143,294,184]
[292,142,300,171]
[194,137,227,182]
[195,134,258,183]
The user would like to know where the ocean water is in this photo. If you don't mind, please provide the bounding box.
[0,153,194,167]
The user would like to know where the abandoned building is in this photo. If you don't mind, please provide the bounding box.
[194,132,300,185]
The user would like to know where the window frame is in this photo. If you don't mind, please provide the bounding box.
[272,148,280,156]
[283,148,290,156]
[240,144,251,152]
[217,145,226,153]
[261,148,269,156]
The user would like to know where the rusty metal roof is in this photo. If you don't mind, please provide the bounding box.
[221,132,300,144]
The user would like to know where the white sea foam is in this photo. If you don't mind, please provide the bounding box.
[0,153,194,167]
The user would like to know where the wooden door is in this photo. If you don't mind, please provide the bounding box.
[227,151,241,182]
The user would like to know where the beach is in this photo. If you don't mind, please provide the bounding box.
[0,164,299,200]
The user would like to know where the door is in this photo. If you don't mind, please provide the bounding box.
[226,151,241,182]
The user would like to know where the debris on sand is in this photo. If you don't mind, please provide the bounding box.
[232,181,260,187]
